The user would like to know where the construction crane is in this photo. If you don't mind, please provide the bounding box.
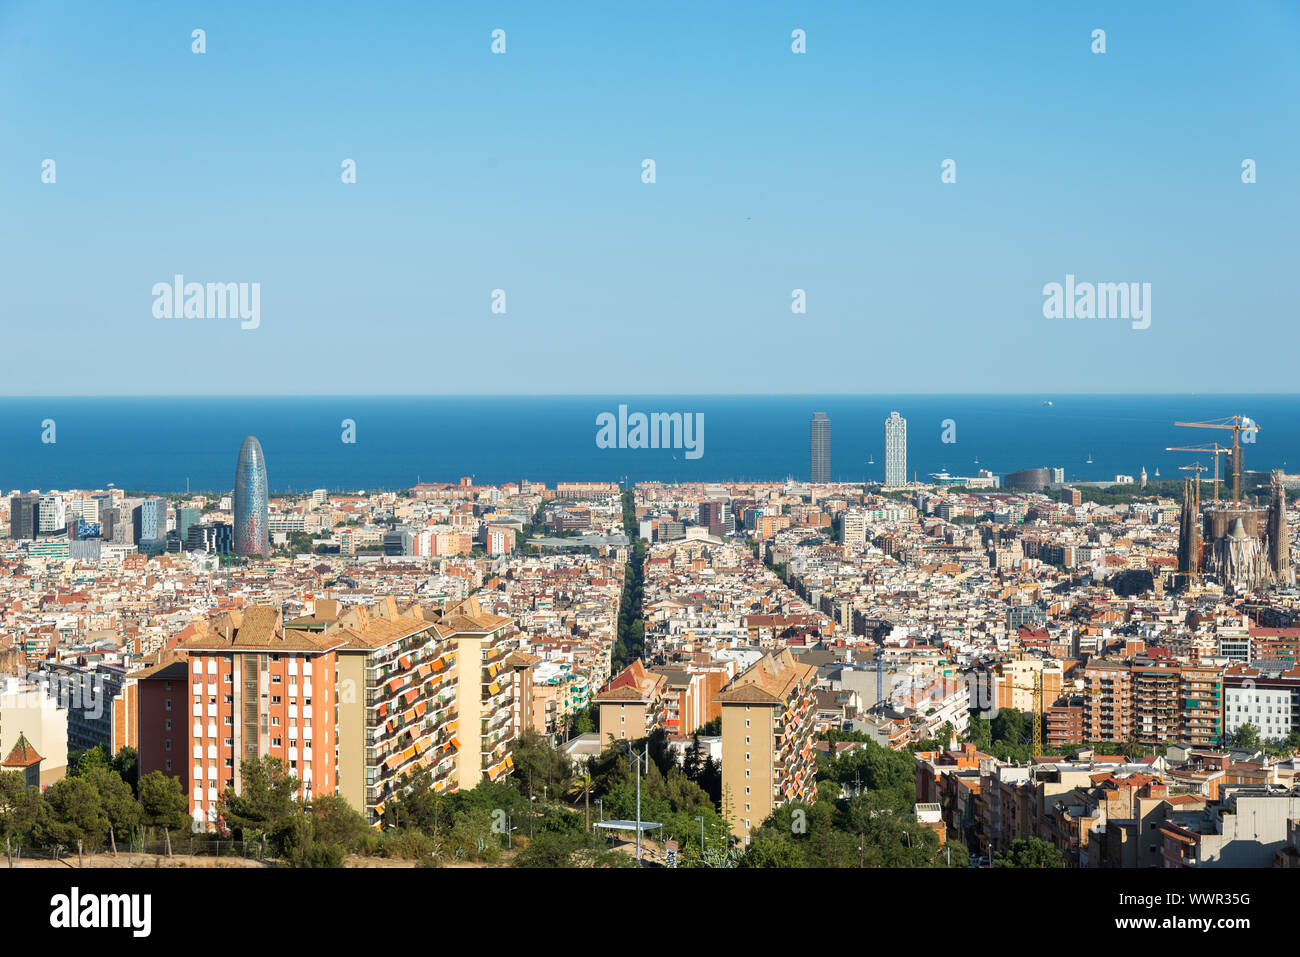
[1178,462,1206,509]
[1173,416,1259,504]
[1166,444,1230,503]
[1000,672,1045,756]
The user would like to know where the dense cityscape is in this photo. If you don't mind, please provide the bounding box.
[2,409,1298,871]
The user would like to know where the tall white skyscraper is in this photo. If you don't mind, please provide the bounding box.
[884,411,907,486]
[810,413,831,484]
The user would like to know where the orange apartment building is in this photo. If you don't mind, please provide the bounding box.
[717,648,818,842]
[172,606,347,831]
[1071,659,1223,749]
[133,596,519,830]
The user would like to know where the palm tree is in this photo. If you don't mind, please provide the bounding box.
[566,773,595,832]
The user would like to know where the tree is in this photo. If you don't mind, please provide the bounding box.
[511,729,573,800]
[111,747,139,792]
[383,767,443,833]
[82,765,142,847]
[219,757,299,839]
[311,795,369,853]
[994,837,1064,868]
[738,833,805,868]
[138,771,190,831]
[1233,722,1261,752]
[566,773,595,832]
[67,744,110,778]
[37,776,109,850]
[0,770,43,848]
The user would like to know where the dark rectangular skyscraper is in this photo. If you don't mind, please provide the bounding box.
[9,494,38,540]
[810,412,831,483]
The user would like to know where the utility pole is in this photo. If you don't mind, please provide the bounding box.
[628,740,649,862]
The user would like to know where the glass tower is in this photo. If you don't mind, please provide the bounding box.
[810,412,831,484]
[234,435,269,556]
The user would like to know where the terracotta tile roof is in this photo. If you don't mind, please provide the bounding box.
[717,647,816,705]
[177,605,348,655]
[2,733,42,768]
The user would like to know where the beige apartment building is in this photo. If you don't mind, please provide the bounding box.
[596,659,668,744]
[289,595,516,825]
[717,648,818,842]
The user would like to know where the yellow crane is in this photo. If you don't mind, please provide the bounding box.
[1001,672,1045,756]
[1173,416,1259,504]
[1003,673,1115,756]
[1166,444,1230,503]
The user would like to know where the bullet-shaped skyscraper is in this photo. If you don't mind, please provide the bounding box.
[884,411,907,486]
[810,413,831,484]
[234,435,269,557]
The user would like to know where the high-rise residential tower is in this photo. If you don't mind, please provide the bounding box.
[884,411,908,486]
[809,412,830,484]
[233,435,269,557]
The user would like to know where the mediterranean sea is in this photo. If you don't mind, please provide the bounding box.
[0,395,1294,494]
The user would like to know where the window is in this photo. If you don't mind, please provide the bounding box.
[272,696,282,705]
[164,699,172,711]
[165,720,172,731]
[164,739,172,751]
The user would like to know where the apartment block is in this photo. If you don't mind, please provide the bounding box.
[174,606,346,830]
[596,659,668,743]
[717,648,818,842]
[291,595,517,823]
[305,598,460,824]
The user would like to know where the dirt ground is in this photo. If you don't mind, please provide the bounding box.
[6,853,266,868]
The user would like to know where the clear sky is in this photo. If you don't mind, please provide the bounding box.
[1,1,1297,395]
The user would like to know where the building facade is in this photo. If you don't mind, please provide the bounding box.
[717,648,818,842]
[810,413,831,484]
[884,411,907,487]
[233,435,270,557]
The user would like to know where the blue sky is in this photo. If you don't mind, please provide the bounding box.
[1,1,1297,395]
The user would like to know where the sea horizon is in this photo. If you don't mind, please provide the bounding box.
[0,394,1291,494]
